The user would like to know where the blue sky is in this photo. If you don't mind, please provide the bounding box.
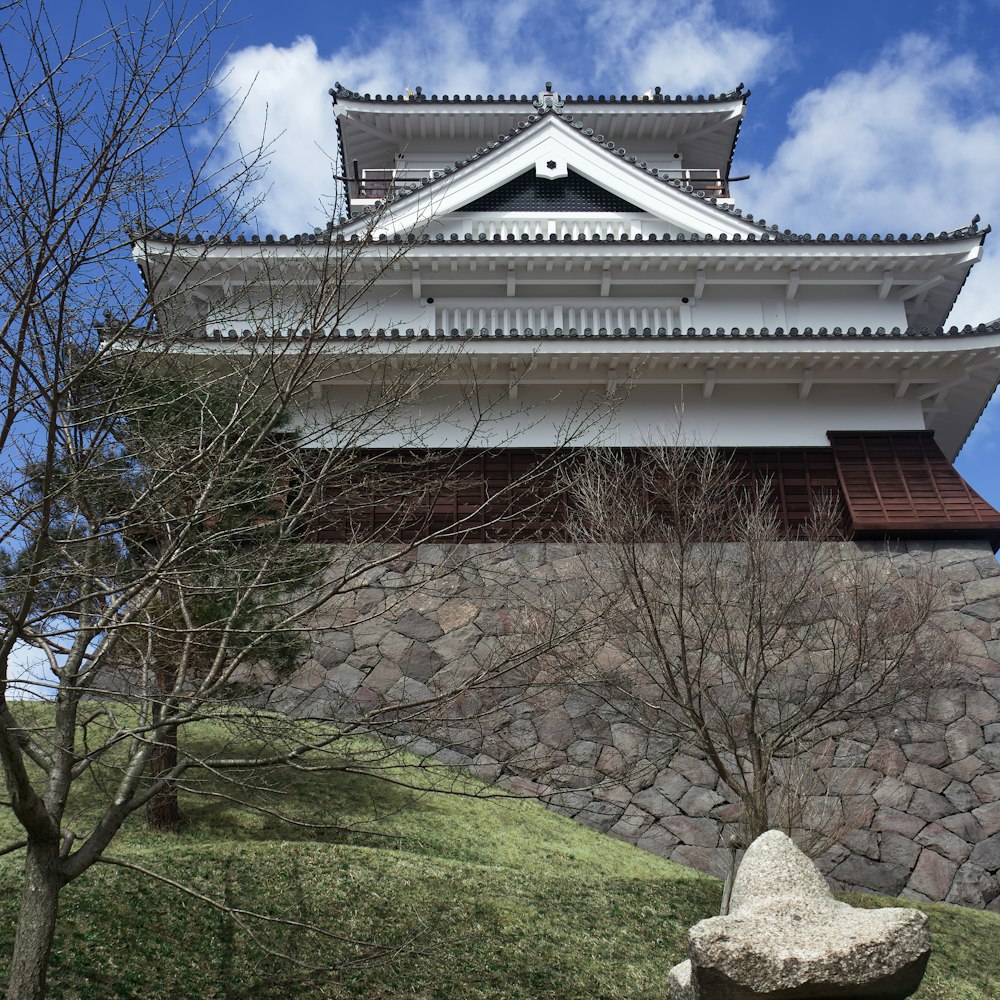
[53,0,1000,504]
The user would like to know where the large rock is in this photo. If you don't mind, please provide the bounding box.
[669,831,930,999]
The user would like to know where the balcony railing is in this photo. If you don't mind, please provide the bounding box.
[348,166,730,202]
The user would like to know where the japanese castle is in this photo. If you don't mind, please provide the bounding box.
[141,81,1000,546]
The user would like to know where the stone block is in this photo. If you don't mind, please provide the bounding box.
[546,763,597,789]
[903,761,950,794]
[435,598,479,632]
[972,771,1000,803]
[566,739,600,767]
[535,708,575,750]
[632,786,680,818]
[946,754,987,782]
[385,675,436,707]
[872,806,926,839]
[377,631,412,662]
[832,766,882,796]
[831,855,912,895]
[397,642,444,683]
[915,823,972,864]
[944,561,982,584]
[972,800,1000,838]
[946,862,1000,908]
[610,721,647,762]
[636,821,681,855]
[903,719,946,742]
[943,779,979,813]
[654,769,693,802]
[501,718,538,753]
[967,689,1000,725]
[670,845,721,873]
[873,776,914,810]
[977,743,1000,770]
[677,785,726,817]
[609,804,654,841]
[974,554,1000,577]
[929,543,987,567]
[596,745,628,778]
[574,798,623,832]
[946,717,985,759]
[938,811,985,843]
[430,624,481,662]
[312,630,355,668]
[970,832,1000,871]
[563,690,599,719]
[879,831,921,869]
[840,828,880,861]
[661,814,721,848]
[624,758,658,792]
[670,752,720,787]
[965,599,1000,622]
[902,742,949,767]
[908,788,955,822]
[927,691,965,724]
[327,664,366,699]
[908,849,959,900]
[867,739,906,776]
[963,576,1000,604]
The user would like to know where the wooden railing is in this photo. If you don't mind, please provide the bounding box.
[349,166,731,202]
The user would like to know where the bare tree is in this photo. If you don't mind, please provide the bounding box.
[565,446,950,860]
[0,4,596,997]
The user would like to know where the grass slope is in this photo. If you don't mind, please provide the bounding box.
[0,716,997,998]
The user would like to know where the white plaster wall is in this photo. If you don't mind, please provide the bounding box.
[294,381,926,449]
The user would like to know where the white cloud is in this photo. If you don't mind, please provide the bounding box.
[742,34,1000,325]
[739,34,1000,472]
[211,0,779,233]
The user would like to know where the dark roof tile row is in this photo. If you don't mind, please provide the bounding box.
[146,221,987,247]
[196,322,1000,342]
[331,82,747,105]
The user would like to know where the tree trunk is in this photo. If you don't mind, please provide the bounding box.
[7,839,62,1000]
[146,725,183,832]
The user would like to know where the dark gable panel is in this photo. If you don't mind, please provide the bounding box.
[460,169,643,213]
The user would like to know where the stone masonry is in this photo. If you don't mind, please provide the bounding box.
[263,539,1000,909]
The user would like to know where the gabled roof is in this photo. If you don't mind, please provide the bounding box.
[337,108,770,240]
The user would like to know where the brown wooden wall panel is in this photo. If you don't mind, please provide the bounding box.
[829,431,1000,545]
[306,438,1000,548]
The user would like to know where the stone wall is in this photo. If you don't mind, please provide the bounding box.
[264,539,1000,909]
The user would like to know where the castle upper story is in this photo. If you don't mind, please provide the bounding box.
[331,82,747,211]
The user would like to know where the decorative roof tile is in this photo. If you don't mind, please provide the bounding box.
[330,82,748,105]
[194,321,1000,342]
[144,220,989,247]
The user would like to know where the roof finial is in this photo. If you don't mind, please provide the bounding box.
[534,84,563,113]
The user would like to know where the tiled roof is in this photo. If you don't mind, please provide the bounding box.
[194,322,1000,342]
[331,82,748,105]
[147,223,989,247]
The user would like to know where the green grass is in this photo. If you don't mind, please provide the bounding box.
[0,713,998,998]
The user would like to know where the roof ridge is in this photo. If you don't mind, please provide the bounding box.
[141,223,990,247]
[330,81,749,105]
[190,321,1000,341]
